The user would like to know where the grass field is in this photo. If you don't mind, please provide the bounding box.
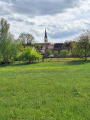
[0,59,90,120]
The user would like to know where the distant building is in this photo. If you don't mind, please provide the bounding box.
[32,29,71,55]
[41,29,64,54]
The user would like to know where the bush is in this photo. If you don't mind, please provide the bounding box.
[60,50,68,57]
[34,44,43,51]
[54,51,58,57]
[45,49,52,58]
[19,47,42,63]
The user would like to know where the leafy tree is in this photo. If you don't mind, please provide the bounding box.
[19,47,42,63]
[34,44,43,51]
[72,32,90,61]
[10,40,22,61]
[60,50,68,57]
[0,18,11,63]
[0,18,21,63]
[0,18,9,38]
[0,50,3,62]
[26,34,34,44]
[18,33,34,45]
[54,51,58,57]
[45,49,52,57]
[63,40,72,49]
[18,33,26,45]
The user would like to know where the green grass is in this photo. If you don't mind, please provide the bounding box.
[0,59,90,120]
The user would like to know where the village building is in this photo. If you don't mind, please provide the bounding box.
[32,29,71,55]
[40,29,69,54]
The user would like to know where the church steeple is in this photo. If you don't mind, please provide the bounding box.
[45,29,47,38]
[44,29,48,43]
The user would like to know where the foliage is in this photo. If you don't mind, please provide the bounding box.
[0,18,10,56]
[0,18,9,38]
[19,47,42,63]
[54,51,58,57]
[18,33,34,45]
[10,40,22,61]
[34,44,43,51]
[63,40,72,49]
[0,18,21,63]
[60,50,68,57]
[72,32,90,61]
[45,49,52,57]
[0,59,90,119]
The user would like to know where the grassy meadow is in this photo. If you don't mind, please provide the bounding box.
[0,58,90,120]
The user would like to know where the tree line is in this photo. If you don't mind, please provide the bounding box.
[0,18,90,64]
[0,18,42,64]
[44,32,90,61]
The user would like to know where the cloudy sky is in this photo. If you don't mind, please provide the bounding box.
[0,0,90,43]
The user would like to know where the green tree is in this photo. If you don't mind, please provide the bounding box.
[0,18,9,38]
[18,33,26,45]
[0,18,10,63]
[45,49,52,58]
[60,50,68,57]
[34,44,42,51]
[10,40,22,61]
[18,33,34,45]
[72,32,90,61]
[0,18,21,63]
[19,47,42,63]
[63,41,72,49]
[54,51,58,57]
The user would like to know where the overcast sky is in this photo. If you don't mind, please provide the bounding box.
[0,0,90,43]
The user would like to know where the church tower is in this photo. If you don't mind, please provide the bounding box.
[44,29,48,43]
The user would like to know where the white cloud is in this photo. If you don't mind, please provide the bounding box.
[0,0,90,43]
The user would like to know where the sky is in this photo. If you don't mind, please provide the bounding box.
[0,0,90,43]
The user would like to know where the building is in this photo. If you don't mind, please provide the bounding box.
[44,29,48,43]
[33,29,71,55]
[41,29,64,54]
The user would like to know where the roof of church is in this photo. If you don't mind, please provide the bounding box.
[54,43,63,48]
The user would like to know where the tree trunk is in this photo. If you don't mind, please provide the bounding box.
[3,57,9,64]
[85,53,87,61]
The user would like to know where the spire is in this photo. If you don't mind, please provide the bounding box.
[44,29,48,43]
[45,29,47,38]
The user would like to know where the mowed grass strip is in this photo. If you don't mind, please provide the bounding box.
[0,59,90,120]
